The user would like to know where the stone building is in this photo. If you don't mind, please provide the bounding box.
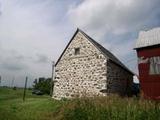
[52,29,133,99]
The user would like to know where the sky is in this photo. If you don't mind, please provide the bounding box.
[0,0,160,87]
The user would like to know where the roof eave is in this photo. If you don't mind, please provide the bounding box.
[108,59,134,75]
[79,29,134,75]
[134,44,160,50]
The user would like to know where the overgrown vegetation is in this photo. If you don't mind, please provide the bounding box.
[0,87,160,120]
[54,96,160,120]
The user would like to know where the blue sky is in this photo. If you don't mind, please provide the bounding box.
[0,0,160,87]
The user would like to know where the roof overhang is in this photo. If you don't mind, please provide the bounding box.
[134,44,160,50]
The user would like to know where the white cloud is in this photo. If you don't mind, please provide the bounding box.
[69,0,160,36]
[0,0,75,87]
[0,0,160,86]
[68,0,160,74]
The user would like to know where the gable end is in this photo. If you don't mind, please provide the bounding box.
[55,29,79,66]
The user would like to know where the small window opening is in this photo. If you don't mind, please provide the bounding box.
[149,56,160,75]
[74,48,80,55]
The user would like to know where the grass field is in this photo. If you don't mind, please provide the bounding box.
[0,87,160,120]
[0,87,62,120]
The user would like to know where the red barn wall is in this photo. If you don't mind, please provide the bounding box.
[137,46,160,100]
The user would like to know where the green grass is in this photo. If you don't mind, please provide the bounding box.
[0,87,160,120]
[0,87,62,120]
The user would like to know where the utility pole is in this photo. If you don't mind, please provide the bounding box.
[50,61,55,96]
[23,77,28,102]
[11,76,15,88]
[0,76,1,87]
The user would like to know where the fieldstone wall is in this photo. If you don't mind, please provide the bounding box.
[52,31,133,99]
[107,61,133,96]
[52,32,107,99]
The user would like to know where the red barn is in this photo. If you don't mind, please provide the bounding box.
[135,28,160,100]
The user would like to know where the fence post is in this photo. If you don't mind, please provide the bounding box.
[23,77,28,101]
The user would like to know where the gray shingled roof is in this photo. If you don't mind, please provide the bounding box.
[79,29,133,74]
[55,28,133,75]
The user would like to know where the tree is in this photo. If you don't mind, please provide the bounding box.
[33,77,52,95]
